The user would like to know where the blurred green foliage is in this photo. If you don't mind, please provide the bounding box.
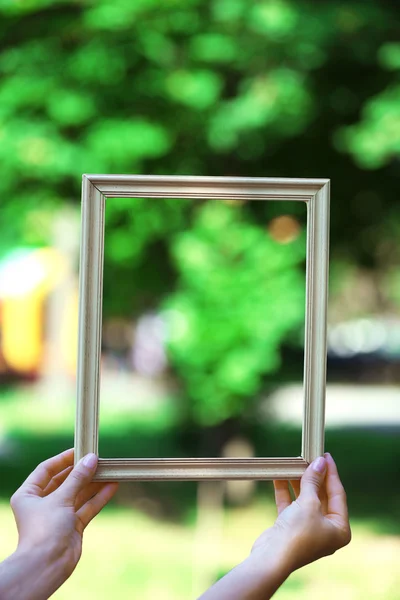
[1,0,400,425]
[163,202,305,423]
[0,0,399,255]
[338,41,400,169]
[0,5,399,597]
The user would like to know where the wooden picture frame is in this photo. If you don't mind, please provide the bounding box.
[75,175,330,481]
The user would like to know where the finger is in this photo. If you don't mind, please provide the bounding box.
[290,480,301,499]
[299,456,327,501]
[21,449,74,495]
[55,453,98,505]
[319,483,328,514]
[43,466,73,496]
[324,453,349,520]
[77,483,119,529]
[75,482,104,511]
[273,480,292,515]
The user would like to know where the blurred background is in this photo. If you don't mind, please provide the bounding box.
[0,0,399,598]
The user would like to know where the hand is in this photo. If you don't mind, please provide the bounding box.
[199,453,350,600]
[252,452,351,572]
[10,449,118,583]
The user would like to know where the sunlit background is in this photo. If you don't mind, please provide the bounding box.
[0,1,399,598]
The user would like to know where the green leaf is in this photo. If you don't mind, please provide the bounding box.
[166,69,223,110]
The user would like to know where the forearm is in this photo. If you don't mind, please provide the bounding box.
[198,549,291,600]
[0,545,69,600]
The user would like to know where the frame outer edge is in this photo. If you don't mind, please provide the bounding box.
[75,177,105,463]
[302,181,330,463]
[88,174,326,200]
[75,174,330,480]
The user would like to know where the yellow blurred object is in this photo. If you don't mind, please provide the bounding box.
[0,247,70,374]
[61,288,79,376]
[2,291,43,372]
[35,248,66,295]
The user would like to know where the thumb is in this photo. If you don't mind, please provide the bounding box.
[56,453,98,505]
[300,456,327,499]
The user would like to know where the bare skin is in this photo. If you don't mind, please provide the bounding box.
[0,449,118,600]
[0,451,350,599]
[199,453,351,599]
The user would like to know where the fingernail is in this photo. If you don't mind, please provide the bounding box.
[312,456,326,473]
[324,452,332,460]
[82,453,97,469]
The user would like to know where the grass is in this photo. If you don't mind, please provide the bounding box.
[0,498,399,600]
[0,387,399,598]
[0,385,179,437]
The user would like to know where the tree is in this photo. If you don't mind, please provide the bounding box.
[1,0,399,424]
[163,201,305,424]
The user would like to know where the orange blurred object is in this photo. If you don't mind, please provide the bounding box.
[268,215,301,243]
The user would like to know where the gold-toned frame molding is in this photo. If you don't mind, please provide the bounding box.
[75,175,330,481]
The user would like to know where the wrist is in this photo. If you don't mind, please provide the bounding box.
[17,540,70,571]
[247,538,292,594]
[0,544,72,600]
[199,532,291,600]
[251,526,295,579]
[17,532,79,576]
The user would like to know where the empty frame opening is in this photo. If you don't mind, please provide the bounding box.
[98,196,306,459]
